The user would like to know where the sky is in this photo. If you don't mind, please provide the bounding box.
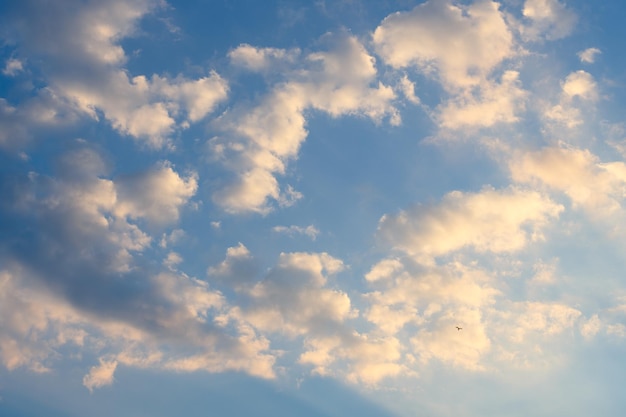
[1,0,626,416]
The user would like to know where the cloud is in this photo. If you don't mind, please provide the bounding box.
[2,58,24,76]
[521,0,577,40]
[510,146,626,215]
[228,44,300,71]
[438,70,527,129]
[209,246,410,385]
[163,251,183,270]
[83,359,118,392]
[114,161,198,224]
[372,0,533,133]
[1,0,228,149]
[561,70,598,101]
[0,269,89,373]
[272,225,320,240]
[377,186,563,261]
[0,148,277,385]
[229,251,352,337]
[0,92,78,150]
[541,71,598,129]
[207,243,259,288]
[578,47,601,64]
[397,74,420,105]
[299,333,407,385]
[373,0,515,88]
[211,34,398,214]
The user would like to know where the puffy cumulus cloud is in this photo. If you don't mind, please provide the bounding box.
[209,246,410,385]
[0,156,278,387]
[60,71,228,148]
[211,34,398,214]
[542,71,599,129]
[578,47,601,64]
[0,264,277,389]
[299,333,408,386]
[561,71,598,102]
[231,251,353,337]
[521,0,577,41]
[365,258,403,282]
[361,254,594,371]
[373,0,515,88]
[83,359,118,392]
[228,44,300,72]
[377,186,563,261]
[151,73,229,123]
[0,270,90,373]
[114,162,198,224]
[207,243,259,288]
[363,259,498,343]
[3,147,197,274]
[438,70,527,129]
[372,0,533,133]
[365,259,500,370]
[510,146,626,215]
[410,307,491,370]
[1,0,228,149]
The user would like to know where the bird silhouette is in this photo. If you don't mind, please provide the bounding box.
[456,326,462,331]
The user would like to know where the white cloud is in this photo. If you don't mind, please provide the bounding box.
[521,0,577,40]
[300,334,408,385]
[398,74,420,105]
[211,34,398,214]
[163,251,183,270]
[208,246,413,385]
[365,258,403,282]
[377,186,563,260]
[372,1,532,133]
[115,161,198,224]
[228,44,299,71]
[212,167,282,215]
[232,252,352,337]
[541,70,599,130]
[83,359,118,392]
[438,70,527,129]
[373,0,515,88]
[0,270,89,373]
[152,72,229,123]
[62,71,228,148]
[209,247,408,384]
[272,225,320,240]
[207,243,259,288]
[578,47,601,64]
[561,70,598,101]
[510,146,626,215]
[2,0,229,149]
[410,307,491,370]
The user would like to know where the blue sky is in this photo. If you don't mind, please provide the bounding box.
[2,0,626,416]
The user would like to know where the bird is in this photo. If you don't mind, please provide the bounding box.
[456,326,462,331]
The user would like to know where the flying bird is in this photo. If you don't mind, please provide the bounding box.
[456,326,462,331]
